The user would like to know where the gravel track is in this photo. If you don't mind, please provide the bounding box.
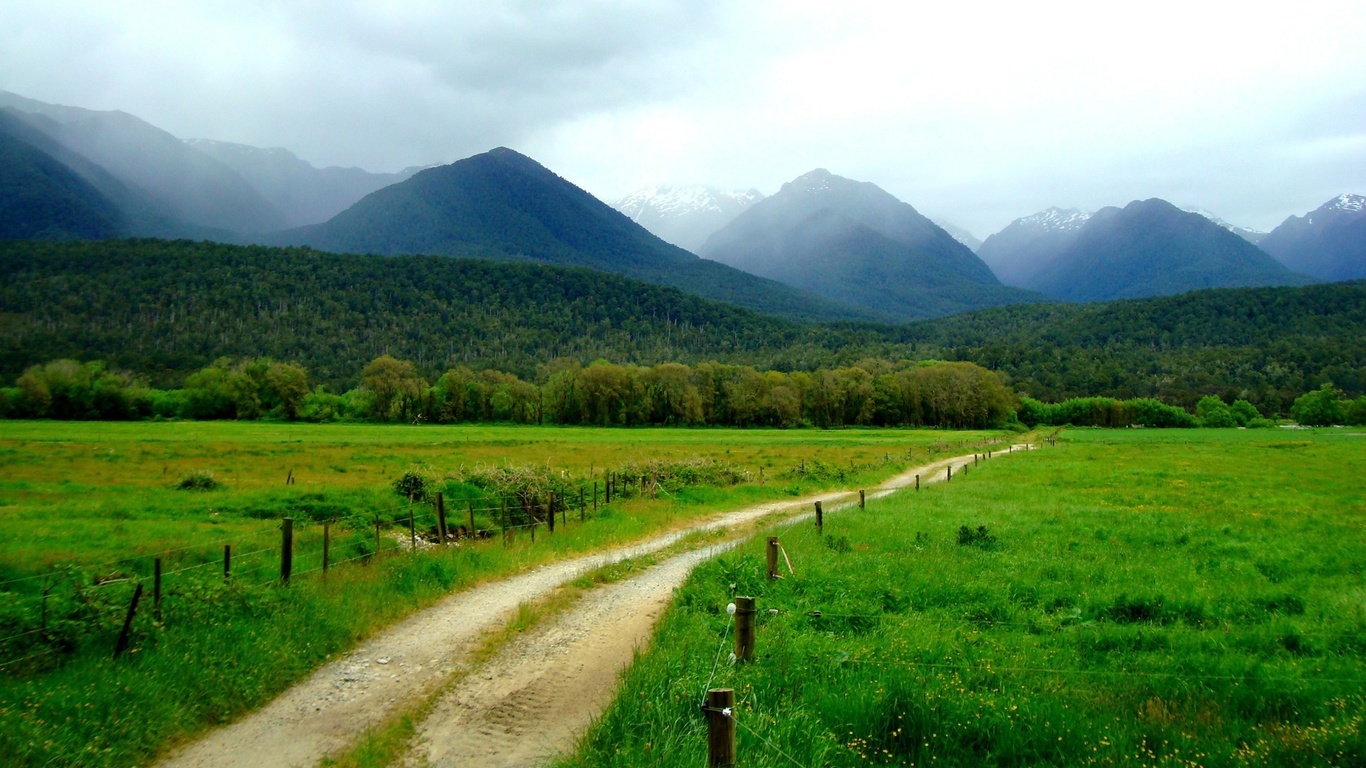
[156,445,1028,768]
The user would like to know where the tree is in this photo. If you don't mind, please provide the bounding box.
[1196,395,1236,428]
[361,355,424,422]
[1291,384,1344,426]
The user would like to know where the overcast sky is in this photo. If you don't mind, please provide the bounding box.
[3,1,1364,235]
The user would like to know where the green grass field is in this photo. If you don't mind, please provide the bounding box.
[558,428,1365,767]
[0,420,1002,767]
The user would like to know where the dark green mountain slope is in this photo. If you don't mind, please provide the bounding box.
[0,240,1359,413]
[271,147,873,323]
[1259,194,1366,282]
[0,129,122,240]
[1029,198,1315,301]
[699,169,1043,320]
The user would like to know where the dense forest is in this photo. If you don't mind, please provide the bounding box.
[1,239,1361,417]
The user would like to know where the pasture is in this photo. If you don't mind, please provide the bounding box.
[560,428,1366,767]
[0,420,1001,767]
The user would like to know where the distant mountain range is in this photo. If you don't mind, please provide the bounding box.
[2,88,1360,326]
[612,184,763,253]
[980,200,1315,302]
[1259,194,1366,282]
[0,90,418,237]
[698,169,1043,321]
[269,148,876,323]
[932,220,983,252]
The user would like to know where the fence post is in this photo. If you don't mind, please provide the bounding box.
[153,557,162,622]
[281,517,293,584]
[323,522,331,575]
[766,537,779,580]
[915,474,920,491]
[408,507,416,553]
[547,495,556,534]
[593,481,598,510]
[975,453,979,466]
[734,596,756,662]
[814,501,823,533]
[501,496,508,546]
[436,492,448,545]
[374,517,382,561]
[705,688,736,767]
[606,474,612,505]
[468,501,475,538]
[224,544,231,582]
[859,489,865,510]
[580,487,586,522]
[113,583,144,659]
[947,465,952,482]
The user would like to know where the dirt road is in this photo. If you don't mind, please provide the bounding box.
[157,446,1028,768]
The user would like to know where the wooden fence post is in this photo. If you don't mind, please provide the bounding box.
[593,481,598,510]
[814,501,823,533]
[113,583,143,658]
[975,453,979,466]
[766,537,779,580]
[947,465,952,482]
[374,517,382,560]
[408,507,416,553]
[859,490,865,510]
[153,557,162,622]
[468,501,475,538]
[706,688,736,767]
[580,487,586,522]
[915,474,920,491]
[547,495,556,534]
[501,496,508,546]
[224,544,231,582]
[281,517,293,583]
[734,596,755,662]
[436,492,448,545]
[323,522,331,575]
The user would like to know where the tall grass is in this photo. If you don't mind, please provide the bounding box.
[558,428,1366,767]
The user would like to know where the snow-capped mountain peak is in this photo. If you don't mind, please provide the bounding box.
[1181,206,1268,243]
[612,184,765,253]
[1016,207,1091,232]
[1327,193,1365,213]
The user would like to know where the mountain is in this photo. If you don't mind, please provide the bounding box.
[272,148,876,323]
[1259,194,1366,282]
[932,219,982,251]
[977,207,1091,288]
[1182,206,1267,244]
[698,169,1042,321]
[0,127,123,240]
[1028,198,1315,302]
[613,185,763,253]
[184,139,418,228]
[0,90,286,235]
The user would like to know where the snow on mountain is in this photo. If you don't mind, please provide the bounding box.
[1016,207,1092,232]
[613,184,764,253]
[1181,206,1267,244]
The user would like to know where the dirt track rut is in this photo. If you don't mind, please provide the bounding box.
[157,445,1031,768]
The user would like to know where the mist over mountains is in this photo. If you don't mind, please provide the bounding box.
[0,88,1360,328]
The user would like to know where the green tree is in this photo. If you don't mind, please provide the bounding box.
[361,355,425,422]
[1291,384,1344,426]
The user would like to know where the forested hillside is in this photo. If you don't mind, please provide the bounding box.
[0,240,1361,415]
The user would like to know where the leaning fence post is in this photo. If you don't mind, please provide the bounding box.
[766,537,779,580]
[114,583,144,659]
[281,517,293,583]
[706,688,736,767]
[734,596,756,662]
[814,501,823,533]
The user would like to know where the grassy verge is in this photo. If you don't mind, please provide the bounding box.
[557,428,1366,767]
[0,422,1004,767]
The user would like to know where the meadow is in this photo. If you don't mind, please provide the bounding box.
[0,420,1001,767]
[558,428,1365,767]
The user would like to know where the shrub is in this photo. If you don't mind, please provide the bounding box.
[1291,384,1344,426]
[1197,395,1237,428]
[174,470,221,491]
[956,525,998,550]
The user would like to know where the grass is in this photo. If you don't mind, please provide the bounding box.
[0,420,1003,767]
[556,428,1366,768]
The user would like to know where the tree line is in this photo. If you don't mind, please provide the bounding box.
[1,356,1016,429]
